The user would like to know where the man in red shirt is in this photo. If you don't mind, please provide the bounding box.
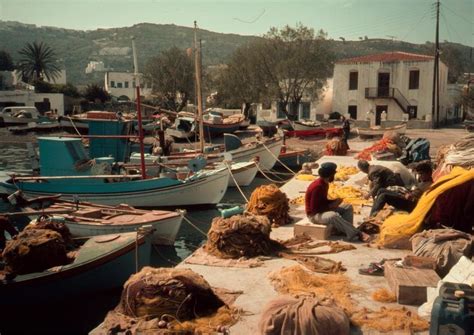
[305,162,369,242]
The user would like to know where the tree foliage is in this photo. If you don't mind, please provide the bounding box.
[17,41,61,83]
[34,81,81,97]
[0,50,15,71]
[83,83,110,103]
[144,47,194,112]
[216,23,334,119]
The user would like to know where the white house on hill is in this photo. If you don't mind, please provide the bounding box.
[332,51,449,128]
[104,71,152,100]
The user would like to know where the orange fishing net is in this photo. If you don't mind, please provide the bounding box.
[247,184,291,226]
[371,288,397,303]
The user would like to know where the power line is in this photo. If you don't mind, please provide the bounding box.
[400,7,433,42]
[442,2,473,24]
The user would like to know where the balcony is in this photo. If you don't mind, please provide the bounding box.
[365,87,410,114]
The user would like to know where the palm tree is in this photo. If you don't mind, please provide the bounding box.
[18,41,61,83]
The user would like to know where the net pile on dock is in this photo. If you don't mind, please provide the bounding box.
[356,131,403,161]
[433,134,474,180]
[324,138,349,156]
[290,184,371,207]
[2,228,72,275]
[103,267,238,334]
[334,165,359,181]
[268,265,429,333]
[247,184,291,226]
[258,295,350,335]
[205,213,281,259]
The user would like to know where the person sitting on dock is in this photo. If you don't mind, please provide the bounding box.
[305,162,370,242]
[357,160,404,198]
[369,161,433,216]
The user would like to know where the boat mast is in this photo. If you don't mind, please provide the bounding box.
[194,21,205,153]
[132,37,147,179]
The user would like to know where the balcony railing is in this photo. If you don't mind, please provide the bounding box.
[365,87,410,113]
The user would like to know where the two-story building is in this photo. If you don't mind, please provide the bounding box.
[332,51,449,128]
[104,71,152,100]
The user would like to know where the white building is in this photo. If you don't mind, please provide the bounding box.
[85,61,107,74]
[332,51,449,128]
[104,71,152,100]
[0,90,65,115]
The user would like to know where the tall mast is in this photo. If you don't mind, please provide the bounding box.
[194,21,205,153]
[431,0,440,128]
[132,37,147,179]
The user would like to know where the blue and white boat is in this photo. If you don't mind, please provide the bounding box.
[0,137,229,207]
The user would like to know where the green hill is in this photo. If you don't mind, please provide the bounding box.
[0,21,471,85]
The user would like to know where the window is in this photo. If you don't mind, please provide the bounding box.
[409,70,419,90]
[124,81,129,88]
[276,101,286,118]
[300,102,310,119]
[348,105,357,119]
[349,72,358,90]
[132,81,136,88]
[408,106,418,119]
[117,82,123,88]
[110,81,115,88]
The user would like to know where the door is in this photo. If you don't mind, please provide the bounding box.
[375,105,387,126]
[378,73,390,97]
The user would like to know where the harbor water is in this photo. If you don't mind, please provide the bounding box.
[0,138,278,334]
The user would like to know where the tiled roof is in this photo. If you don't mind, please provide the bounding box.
[337,51,434,64]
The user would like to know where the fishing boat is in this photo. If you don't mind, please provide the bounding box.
[284,127,343,138]
[58,114,90,134]
[201,113,243,139]
[0,137,230,207]
[165,113,196,140]
[290,119,322,131]
[275,149,313,170]
[0,229,153,305]
[18,197,184,245]
[224,161,258,187]
[8,121,60,134]
[356,122,407,137]
[0,106,56,127]
[256,120,278,137]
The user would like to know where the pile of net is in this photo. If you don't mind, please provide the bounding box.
[247,184,291,226]
[334,165,359,181]
[289,183,371,207]
[2,228,73,275]
[411,228,472,277]
[258,295,350,335]
[268,265,429,333]
[433,134,474,181]
[356,131,403,161]
[204,213,281,259]
[103,267,238,334]
[26,217,73,245]
[324,138,349,156]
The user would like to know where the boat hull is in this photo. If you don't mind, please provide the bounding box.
[0,232,151,305]
[202,122,241,138]
[0,169,230,207]
[357,123,407,136]
[58,116,89,134]
[227,137,283,170]
[228,161,258,187]
[291,121,321,131]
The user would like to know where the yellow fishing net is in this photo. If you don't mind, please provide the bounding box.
[296,174,316,181]
[290,183,371,207]
[334,166,359,181]
[378,167,474,248]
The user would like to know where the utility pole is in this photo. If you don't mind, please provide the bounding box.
[431,0,440,128]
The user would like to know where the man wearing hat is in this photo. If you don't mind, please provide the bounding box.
[305,162,369,242]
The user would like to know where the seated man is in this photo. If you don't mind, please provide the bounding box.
[305,162,369,242]
[357,160,404,198]
[370,161,433,216]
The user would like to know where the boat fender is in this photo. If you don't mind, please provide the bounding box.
[219,206,244,218]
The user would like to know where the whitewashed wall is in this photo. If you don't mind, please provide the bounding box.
[0,90,65,115]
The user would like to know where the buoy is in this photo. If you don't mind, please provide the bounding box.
[219,206,244,218]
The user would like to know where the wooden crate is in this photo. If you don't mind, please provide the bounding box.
[384,262,440,305]
[294,218,332,240]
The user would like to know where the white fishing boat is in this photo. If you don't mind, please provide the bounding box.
[0,106,55,127]
[24,199,184,245]
[165,114,196,140]
[356,123,407,137]
[226,161,258,187]
[290,119,322,131]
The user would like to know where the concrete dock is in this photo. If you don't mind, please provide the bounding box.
[176,153,427,334]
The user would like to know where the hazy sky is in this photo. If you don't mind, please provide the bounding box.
[0,0,472,46]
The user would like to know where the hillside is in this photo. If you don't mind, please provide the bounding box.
[0,21,471,85]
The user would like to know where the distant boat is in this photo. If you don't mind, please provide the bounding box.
[276,149,313,169]
[8,121,60,134]
[165,113,196,140]
[0,106,56,127]
[284,127,343,138]
[356,123,407,137]
[290,119,322,131]
[256,120,278,137]
[201,112,243,139]
[0,230,153,305]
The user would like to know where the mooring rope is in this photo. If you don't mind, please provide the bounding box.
[66,116,83,138]
[255,161,286,184]
[182,214,208,237]
[260,142,297,175]
[224,161,249,203]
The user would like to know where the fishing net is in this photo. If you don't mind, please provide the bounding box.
[324,138,349,156]
[26,217,73,245]
[356,136,402,161]
[258,295,350,335]
[2,228,72,275]
[269,265,429,333]
[103,267,239,334]
[411,228,472,277]
[334,166,359,181]
[377,167,474,249]
[246,184,291,226]
[204,213,282,259]
[371,288,397,303]
[290,184,370,207]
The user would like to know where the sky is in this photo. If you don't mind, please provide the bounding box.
[0,0,472,46]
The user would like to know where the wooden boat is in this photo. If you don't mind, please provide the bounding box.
[290,119,322,131]
[24,199,184,245]
[0,230,153,305]
[165,115,196,140]
[0,106,56,127]
[284,127,343,138]
[276,149,313,169]
[356,123,407,137]
[8,121,60,134]
[201,115,242,139]
[58,114,89,134]
[0,137,230,207]
[256,120,278,137]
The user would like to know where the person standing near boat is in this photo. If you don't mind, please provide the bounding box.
[341,115,351,149]
[305,162,370,242]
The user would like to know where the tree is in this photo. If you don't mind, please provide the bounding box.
[83,84,110,103]
[144,47,194,112]
[0,50,15,71]
[17,41,61,83]
[216,24,334,119]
